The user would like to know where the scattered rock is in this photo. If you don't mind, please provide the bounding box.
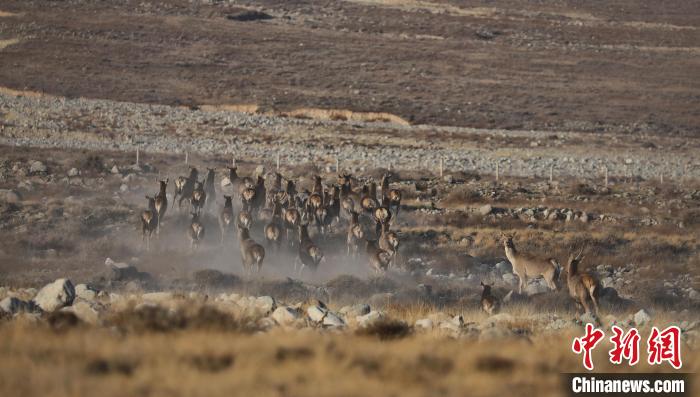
[415,318,434,330]
[339,303,371,318]
[633,309,651,326]
[0,297,37,314]
[356,311,385,328]
[579,312,598,325]
[62,301,100,325]
[271,306,301,326]
[253,296,276,315]
[74,284,98,301]
[67,168,79,177]
[307,305,327,323]
[33,278,75,312]
[0,189,22,203]
[29,160,47,174]
[479,204,493,216]
[111,165,120,174]
[495,261,512,273]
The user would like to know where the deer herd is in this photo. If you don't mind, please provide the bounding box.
[140,164,604,320]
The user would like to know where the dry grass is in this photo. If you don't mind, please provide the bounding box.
[279,107,410,125]
[0,320,696,397]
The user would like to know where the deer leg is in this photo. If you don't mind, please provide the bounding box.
[590,291,601,317]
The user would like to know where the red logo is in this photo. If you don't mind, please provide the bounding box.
[572,323,606,370]
[609,325,640,365]
[647,326,682,369]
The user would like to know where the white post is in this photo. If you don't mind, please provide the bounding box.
[232,156,236,168]
[336,156,340,173]
[185,151,189,165]
[276,153,280,171]
[439,157,444,178]
[496,162,500,183]
[549,164,553,183]
[136,147,140,167]
[604,165,608,187]
[660,173,664,184]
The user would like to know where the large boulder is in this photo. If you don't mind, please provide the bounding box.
[415,318,434,330]
[339,303,371,318]
[33,278,75,312]
[62,301,101,325]
[74,284,99,302]
[0,189,22,203]
[271,306,302,326]
[356,311,385,328]
[633,309,652,326]
[29,160,47,174]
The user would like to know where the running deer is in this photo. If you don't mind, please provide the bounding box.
[238,227,265,275]
[381,173,402,221]
[141,195,158,251]
[283,199,301,246]
[373,206,392,238]
[175,167,198,210]
[190,181,207,215]
[219,195,235,244]
[154,178,168,234]
[563,248,601,318]
[203,168,216,211]
[480,282,501,315]
[237,210,253,231]
[365,239,391,274]
[241,187,256,213]
[296,224,323,275]
[501,232,561,294]
[187,212,205,251]
[252,175,266,214]
[346,210,364,258]
[264,200,283,252]
[378,222,399,267]
[360,184,379,214]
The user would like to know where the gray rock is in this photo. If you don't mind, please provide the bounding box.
[502,272,517,285]
[479,204,493,216]
[271,306,301,326]
[356,311,385,328]
[525,278,550,295]
[601,277,614,288]
[0,189,22,203]
[495,261,512,273]
[0,297,37,314]
[579,312,598,325]
[29,160,47,174]
[33,278,75,312]
[67,168,79,177]
[415,318,434,330]
[111,165,120,174]
[74,284,98,301]
[307,305,327,323]
[633,309,651,326]
[254,296,276,315]
[62,301,100,325]
[323,311,346,328]
[339,303,371,318]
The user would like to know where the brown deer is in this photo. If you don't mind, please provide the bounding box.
[563,248,601,318]
[378,223,399,267]
[365,239,392,274]
[264,200,283,252]
[480,282,501,315]
[373,206,392,238]
[283,199,301,246]
[219,195,235,244]
[141,196,158,251]
[346,210,364,258]
[502,232,560,294]
[381,173,402,221]
[237,210,252,231]
[154,178,168,234]
[190,181,207,215]
[187,212,205,251]
[175,167,198,210]
[360,184,379,214]
[203,168,216,212]
[252,175,266,214]
[241,187,256,213]
[238,227,265,275]
[296,224,323,275]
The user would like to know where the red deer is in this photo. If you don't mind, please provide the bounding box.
[154,178,168,234]
[360,184,379,214]
[219,195,235,244]
[283,198,301,246]
[296,224,323,275]
[365,239,391,274]
[203,168,216,211]
[241,187,256,213]
[141,196,158,251]
[187,212,205,251]
[238,227,265,275]
[381,173,402,221]
[378,223,400,267]
[346,210,364,258]
[190,181,207,215]
[563,248,601,318]
[264,200,283,252]
[175,167,198,210]
[502,232,560,294]
[237,210,253,231]
[373,206,392,238]
[480,282,501,315]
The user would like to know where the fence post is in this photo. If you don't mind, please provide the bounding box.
[496,162,500,183]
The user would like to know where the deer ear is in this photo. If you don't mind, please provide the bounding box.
[480,281,485,286]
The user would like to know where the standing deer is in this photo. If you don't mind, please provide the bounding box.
[283,199,301,247]
[381,173,402,221]
[360,184,379,214]
[141,196,158,251]
[154,178,168,234]
[187,212,205,251]
[373,206,392,238]
[237,210,253,231]
[480,282,501,315]
[563,248,601,318]
[502,232,560,294]
[219,195,235,244]
[203,168,216,212]
[238,227,265,275]
[296,224,323,275]
[346,210,364,258]
[175,167,198,211]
